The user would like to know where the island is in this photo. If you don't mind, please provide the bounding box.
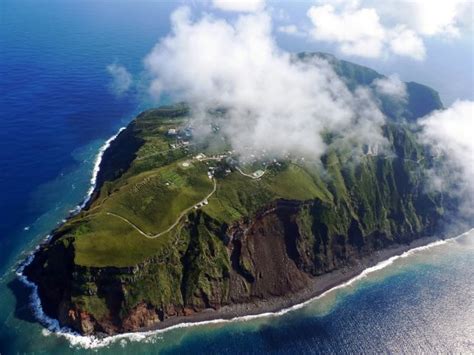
[23,53,451,336]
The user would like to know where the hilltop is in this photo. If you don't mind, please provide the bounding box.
[24,54,449,336]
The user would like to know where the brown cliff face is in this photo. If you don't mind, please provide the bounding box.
[24,194,443,336]
[227,202,311,303]
[122,303,161,331]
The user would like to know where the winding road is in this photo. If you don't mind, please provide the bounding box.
[106,178,217,239]
[235,166,266,179]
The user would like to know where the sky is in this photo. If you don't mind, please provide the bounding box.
[107,0,474,105]
[267,0,474,106]
[108,0,473,219]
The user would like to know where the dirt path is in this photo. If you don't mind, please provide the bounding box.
[235,166,266,179]
[106,178,217,239]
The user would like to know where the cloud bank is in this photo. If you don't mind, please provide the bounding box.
[144,6,388,160]
[106,63,133,96]
[298,0,472,60]
[307,3,425,60]
[365,0,471,37]
[419,100,474,217]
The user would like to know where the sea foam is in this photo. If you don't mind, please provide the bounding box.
[15,128,127,348]
[15,126,474,349]
[18,227,473,349]
[70,127,125,215]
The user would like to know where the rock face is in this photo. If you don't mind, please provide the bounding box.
[24,146,445,335]
[22,54,451,336]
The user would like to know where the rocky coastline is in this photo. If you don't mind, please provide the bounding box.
[20,55,452,337]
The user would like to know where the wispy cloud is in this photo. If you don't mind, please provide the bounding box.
[372,74,407,101]
[211,0,265,13]
[306,3,425,60]
[419,100,474,218]
[280,0,472,61]
[144,6,388,160]
[277,24,305,37]
[106,63,133,96]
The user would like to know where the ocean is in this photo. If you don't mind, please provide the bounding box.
[1,1,473,354]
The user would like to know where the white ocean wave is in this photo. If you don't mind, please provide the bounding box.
[17,228,472,349]
[15,128,127,348]
[14,124,473,349]
[80,127,126,210]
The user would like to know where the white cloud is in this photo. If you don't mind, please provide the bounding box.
[419,100,474,217]
[306,3,427,60]
[389,25,426,61]
[372,74,407,100]
[278,24,305,36]
[106,63,132,96]
[307,4,385,58]
[144,6,388,160]
[211,0,265,13]
[369,0,469,37]
[305,0,470,60]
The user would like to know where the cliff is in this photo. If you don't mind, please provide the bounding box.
[23,54,450,336]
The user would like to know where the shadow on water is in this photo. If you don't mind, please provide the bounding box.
[7,278,37,324]
[0,333,12,354]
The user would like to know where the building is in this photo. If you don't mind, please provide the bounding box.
[253,170,264,178]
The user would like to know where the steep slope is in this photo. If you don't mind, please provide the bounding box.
[23,54,450,336]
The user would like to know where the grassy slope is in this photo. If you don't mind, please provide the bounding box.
[54,113,438,268]
[24,55,449,333]
[56,102,339,267]
[50,52,443,269]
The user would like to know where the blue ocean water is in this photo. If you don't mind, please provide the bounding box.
[0,1,473,354]
[1,232,473,354]
[0,0,176,273]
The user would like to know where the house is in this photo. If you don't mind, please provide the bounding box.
[167,128,177,136]
[253,170,264,178]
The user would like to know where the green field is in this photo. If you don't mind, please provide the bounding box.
[71,160,213,266]
[54,106,393,268]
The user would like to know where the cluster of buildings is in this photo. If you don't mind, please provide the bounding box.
[194,199,209,209]
[167,126,193,149]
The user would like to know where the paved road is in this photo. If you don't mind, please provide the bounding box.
[107,178,217,239]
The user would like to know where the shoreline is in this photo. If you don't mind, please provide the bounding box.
[76,127,126,213]
[14,124,473,349]
[14,127,129,343]
[17,229,472,349]
[138,234,455,332]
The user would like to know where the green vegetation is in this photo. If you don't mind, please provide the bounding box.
[70,159,215,267]
[50,103,442,270]
[57,53,442,269]
[25,54,448,335]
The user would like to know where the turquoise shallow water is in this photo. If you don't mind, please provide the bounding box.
[2,223,473,353]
